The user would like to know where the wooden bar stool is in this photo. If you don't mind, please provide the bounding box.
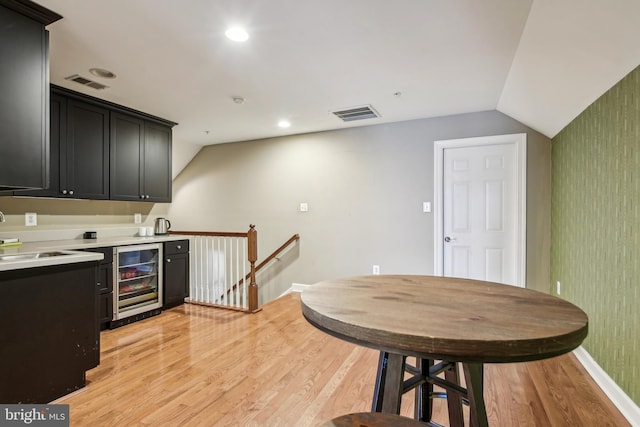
[320,412,426,427]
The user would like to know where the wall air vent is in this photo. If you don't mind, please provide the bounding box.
[331,104,380,122]
[65,74,108,90]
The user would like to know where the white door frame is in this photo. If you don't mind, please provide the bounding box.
[433,133,527,286]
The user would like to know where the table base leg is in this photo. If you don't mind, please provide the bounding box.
[444,362,464,426]
[372,351,387,412]
[371,352,488,427]
[372,352,409,415]
[463,362,488,427]
[383,353,406,413]
[415,358,433,422]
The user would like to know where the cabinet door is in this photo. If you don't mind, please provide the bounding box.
[0,6,48,190]
[164,252,189,309]
[13,93,66,197]
[99,292,113,330]
[98,262,113,329]
[65,100,110,199]
[143,122,172,202]
[110,112,144,201]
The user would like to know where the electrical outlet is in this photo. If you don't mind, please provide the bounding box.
[134,213,142,224]
[299,202,309,212]
[372,265,380,275]
[25,212,37,227]
[556,281,561,295]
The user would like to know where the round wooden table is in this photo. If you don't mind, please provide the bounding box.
[301,275,588,427]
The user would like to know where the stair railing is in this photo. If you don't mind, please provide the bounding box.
[225,232,301,295]
[170,225,258,313]
[170,225,300,313]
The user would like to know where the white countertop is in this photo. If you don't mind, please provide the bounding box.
[0,234,187,271]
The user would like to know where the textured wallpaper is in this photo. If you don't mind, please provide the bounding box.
[552,65,640,405]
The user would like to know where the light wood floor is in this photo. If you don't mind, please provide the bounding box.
[56,293,629,426]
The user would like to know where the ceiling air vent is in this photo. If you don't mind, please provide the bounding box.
[65,74,108,90]
[331,104,380,122]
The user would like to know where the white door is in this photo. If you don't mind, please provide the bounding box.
[434,134,526,287]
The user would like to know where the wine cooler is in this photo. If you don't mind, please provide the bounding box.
[113,243,163,325]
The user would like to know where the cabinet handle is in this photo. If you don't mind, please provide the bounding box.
[145,195,150,199]
[62,189,67,195]
[176,245,182,250]
[166,258,171,263]
[69,190,74,195]
[140,195,145,199]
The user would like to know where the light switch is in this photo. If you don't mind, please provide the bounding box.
[299,202,309,212]
[423,202,431,213]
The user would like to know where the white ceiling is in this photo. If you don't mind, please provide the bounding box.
[38,0,640,149]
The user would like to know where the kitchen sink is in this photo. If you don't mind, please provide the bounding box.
[0,251,69,262]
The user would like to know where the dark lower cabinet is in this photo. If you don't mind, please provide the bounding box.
[163,240,189,309]
[92,247,114,329]
[0,261,99,403]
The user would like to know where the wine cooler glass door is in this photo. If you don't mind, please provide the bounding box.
[114,243,162,319]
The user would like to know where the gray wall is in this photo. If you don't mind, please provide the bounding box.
[167,110,551,303]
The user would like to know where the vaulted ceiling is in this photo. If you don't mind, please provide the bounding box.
[39,0,640,150]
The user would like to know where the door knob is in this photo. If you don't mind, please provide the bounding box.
[444,236,456,242]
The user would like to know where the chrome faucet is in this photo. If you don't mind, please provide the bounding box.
[0,211,5,222]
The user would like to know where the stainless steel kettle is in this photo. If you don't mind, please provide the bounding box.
[154,218,171,235]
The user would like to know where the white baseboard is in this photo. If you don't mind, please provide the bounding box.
[573,346,640,425]
[278,282,310,298]
[290,282,310,293]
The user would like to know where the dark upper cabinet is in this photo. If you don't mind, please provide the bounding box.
[110,113,144,201]
[110,112,172,202]
[14,93,64,197]
[16,95,110,199]
[143,122,172,202]
[15,84,175,201]
[0,2,61,191]
[64,99,110,198]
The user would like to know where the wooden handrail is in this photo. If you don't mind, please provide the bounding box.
[169,230,249,238]
[254,233,300,273]
[232,233,300,288]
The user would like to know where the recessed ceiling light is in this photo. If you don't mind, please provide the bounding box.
[225,27,249,42]
[89,68,116,79]
[278,120,291,128]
